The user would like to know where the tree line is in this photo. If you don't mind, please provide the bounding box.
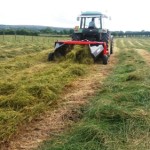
[111,31,150,37]
[0,27,74,36]
[0,29,38,36]
[0,28,150,37]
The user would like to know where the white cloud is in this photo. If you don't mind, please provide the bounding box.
[0,0,150,31]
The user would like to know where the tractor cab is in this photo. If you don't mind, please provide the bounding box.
[72,11,109,41]
[76,11,103,29]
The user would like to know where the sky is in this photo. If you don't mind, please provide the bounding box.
[0,0,150,31]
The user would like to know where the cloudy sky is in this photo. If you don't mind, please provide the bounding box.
[0,0,150,31]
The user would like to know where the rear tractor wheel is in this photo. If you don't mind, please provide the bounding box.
[110,36,113,54]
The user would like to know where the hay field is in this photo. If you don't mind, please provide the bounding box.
[0,35,89,143]
[38,37,150,150]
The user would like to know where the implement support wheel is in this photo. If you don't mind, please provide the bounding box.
[48,52,54,61]
[102,54,108,65]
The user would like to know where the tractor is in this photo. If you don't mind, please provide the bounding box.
[48,11,113,64]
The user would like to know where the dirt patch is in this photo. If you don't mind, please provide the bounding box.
[137,49,150,64]
[0,54,118,150]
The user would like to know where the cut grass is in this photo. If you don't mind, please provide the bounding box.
[0,109,23,142]
[0,62,88,142]
[38,38,150,150]
[0,36,90,144]
[66,45,94,64]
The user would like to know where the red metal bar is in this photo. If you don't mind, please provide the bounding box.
[56,40,105,45]
[55,40,109,56]
[102,42,108,55]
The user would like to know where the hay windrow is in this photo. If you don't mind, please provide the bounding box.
[0,36,89,144]
[0,109,23,142]
[66,45,94,64]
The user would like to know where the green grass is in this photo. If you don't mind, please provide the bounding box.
[38,38,150,150]
[0,35,90,143]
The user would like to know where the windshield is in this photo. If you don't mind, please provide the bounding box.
[80,17,101,29]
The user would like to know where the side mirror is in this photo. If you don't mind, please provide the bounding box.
[77,17,80,21]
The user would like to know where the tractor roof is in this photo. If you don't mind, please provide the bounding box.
[80,11,108,18]
[81,11,102,15]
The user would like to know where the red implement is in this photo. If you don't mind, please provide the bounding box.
[48,40,109,65]
[54,40,108,55]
